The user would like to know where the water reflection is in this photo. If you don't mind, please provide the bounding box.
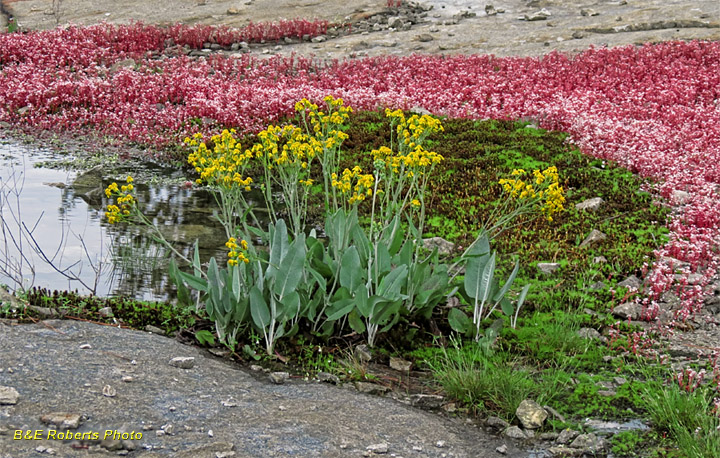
[0,139,237,301]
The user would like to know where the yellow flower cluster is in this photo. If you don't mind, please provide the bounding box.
[385,108,444,147]
[225,237,250,266]
[248,124,329,170]
[331,166,375,205]
[104,176,136,224]
[186,129,254,191]
[372,110,445,176]
[371,144,444,174]
[295,96,353,134]
[499,166,565,221]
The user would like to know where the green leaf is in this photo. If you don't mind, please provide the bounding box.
[192,240,203,277]
[311,253,333,278]
[232,297,249,323]
[372,299,402,325]
[500,297,514,316]
[168,258,191,306]
[353,283,370,317]
[340,246,363,291]
[177,270,208,292]
[351,224,371,264]
[304,293,322,322]
[394,239,413,267]
[347,310,366,334]
[516,284,531,312]
[221,285,234,314]
[279,290,301,319]
[464,255,489,300]
[386,215,404,255]
[272,234,306,299]
[268,219,289,279]
[246,225,266,239]
[327,209,348,254]
[377,265,408,300]
[465,251,495,302]
[231,263,242,302]
[466,231,491,258]
[207,257,223,302]
[284,322,299,339]
[325,298,355,321]
[448,308,470,333]
[493,259,519,303]
[249,286,270,329]
[195,330,216,346]
[372,244,392,285]
[379,310,401,332]
[306,266,327,295]
[306,235,324,260]
[479,253,496,306]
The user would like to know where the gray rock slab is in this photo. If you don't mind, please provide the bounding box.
[0,320,522,457]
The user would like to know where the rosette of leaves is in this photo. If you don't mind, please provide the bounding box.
[448,232,530,342]
[170,219,319,355]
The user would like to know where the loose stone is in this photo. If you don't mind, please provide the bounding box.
[556,428,579,444]
[355,344,372,362]
[366,442,389,453]
[169,357,195,369]
[389,357,412,372]
[612,302,642,320]
[580,229,606,247]
[570,433,606,453]
[269,372,290,384]
[40,412,81,429]
[577,328,601,340]
[537,262,561,274]
[0,386,20,405]
[422,237,454,254]
[354,382,390,395]
[515,399,547,429]
[410,394,445,409]
[102,385,117,397]
[575,197,604,211]
[317,372,340,384]
[486,416,510,430]
[617,275,642,290]
[504,426,528,440]
[145,325,165,335]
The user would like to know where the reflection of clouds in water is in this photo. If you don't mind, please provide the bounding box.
[1,139,234,301]
[1,142,117,296]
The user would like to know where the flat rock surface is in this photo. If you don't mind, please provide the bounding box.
[0,320,522,457]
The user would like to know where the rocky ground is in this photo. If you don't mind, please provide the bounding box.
[0,319,524,457]
[1,0,719,60]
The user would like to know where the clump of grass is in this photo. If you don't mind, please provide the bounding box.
[426,339,569,421]
[643,383,720,458]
